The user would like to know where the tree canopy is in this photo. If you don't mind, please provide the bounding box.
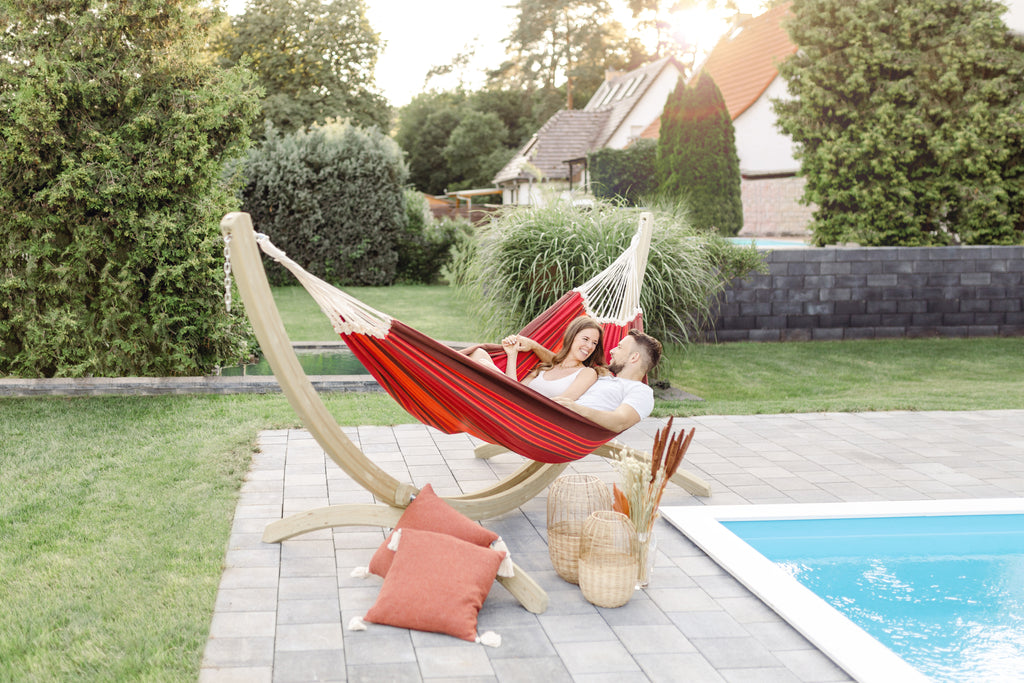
[486,0,647,110]
[775,0,1024,246]
[212,0,390,133]
[656,72,744,235]
[0,0,261,377]
[395,91,526,194]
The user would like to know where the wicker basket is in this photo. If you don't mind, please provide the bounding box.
[578,511,638,608]
[547,474,612,584]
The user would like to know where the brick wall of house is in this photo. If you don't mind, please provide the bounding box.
[738,175,814,238]
[709,245,1024,341]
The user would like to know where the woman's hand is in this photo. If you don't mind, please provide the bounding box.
[503,335,537,353]
[501,335,520,357]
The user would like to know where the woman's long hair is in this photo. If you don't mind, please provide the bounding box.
[539,316,608,374]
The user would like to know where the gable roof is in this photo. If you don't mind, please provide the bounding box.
[493,109,612,184]
[585,57,685,147]
[494,58,684,185]
[699,1,797,120]
[638,2,796,140]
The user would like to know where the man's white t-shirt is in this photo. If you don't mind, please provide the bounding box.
[576,376,654,419]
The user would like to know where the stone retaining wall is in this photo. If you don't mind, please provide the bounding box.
[710,245,1024,342]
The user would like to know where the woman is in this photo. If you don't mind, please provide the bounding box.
[467,316,607,400]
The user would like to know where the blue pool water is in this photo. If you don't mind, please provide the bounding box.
[727,237,808,248]
[725,514,1024,683]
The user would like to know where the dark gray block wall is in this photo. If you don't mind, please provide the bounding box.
[709,245,1024,342]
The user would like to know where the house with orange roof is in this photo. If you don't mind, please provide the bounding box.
[639,2,810,237]
[642,0,1024,237]
[493,57,686,205]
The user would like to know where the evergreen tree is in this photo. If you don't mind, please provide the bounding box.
[0,0,261,378]
[656,73,744,235]
[775,0,1024,246]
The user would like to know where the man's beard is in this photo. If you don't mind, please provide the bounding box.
[608,360,624,374]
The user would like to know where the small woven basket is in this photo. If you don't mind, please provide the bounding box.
[578,510,639,608]
[547,474,612,584]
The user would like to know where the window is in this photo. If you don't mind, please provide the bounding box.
[622,74,645,99]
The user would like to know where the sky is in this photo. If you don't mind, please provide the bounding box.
[225,1,769,108]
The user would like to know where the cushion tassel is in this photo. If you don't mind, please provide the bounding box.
[348,616,368,631]
[476,631,501,647]
[491,537,515,578]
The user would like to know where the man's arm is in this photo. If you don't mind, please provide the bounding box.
[551,397,642,433]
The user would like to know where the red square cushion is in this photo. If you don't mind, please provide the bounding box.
[364,528,504,641]
[368,483,499,577]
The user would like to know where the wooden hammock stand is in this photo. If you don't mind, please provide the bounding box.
[221,211,710,615]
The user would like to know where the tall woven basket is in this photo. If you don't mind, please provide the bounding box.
[547,474,612,584]
[578,510,638,608]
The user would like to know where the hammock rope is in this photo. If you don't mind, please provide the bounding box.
[251,213,653,464]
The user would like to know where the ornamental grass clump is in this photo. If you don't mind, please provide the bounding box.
[449,197,764,348]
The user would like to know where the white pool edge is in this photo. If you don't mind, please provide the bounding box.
[662,498,1024,683]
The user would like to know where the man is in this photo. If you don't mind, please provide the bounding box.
[553,329,662,432]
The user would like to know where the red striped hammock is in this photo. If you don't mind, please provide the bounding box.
[254,216,652,464]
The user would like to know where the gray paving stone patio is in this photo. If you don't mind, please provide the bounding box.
[199,410,1024,682]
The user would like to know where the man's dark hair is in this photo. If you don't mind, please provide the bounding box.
[628,329,662,373]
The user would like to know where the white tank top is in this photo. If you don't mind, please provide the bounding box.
[526,367,583,399]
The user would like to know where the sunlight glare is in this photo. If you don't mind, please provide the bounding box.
[667,6,734,54]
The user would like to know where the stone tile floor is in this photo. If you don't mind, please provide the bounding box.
[199,410,1024,682]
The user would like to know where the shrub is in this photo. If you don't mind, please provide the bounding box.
[395,190,472,284]
[452,197,765,348]
[656,73,744,236]
[775,0,1024,246]
[240,119,407,286]
[0,2,261,378]
[588,140,658,206]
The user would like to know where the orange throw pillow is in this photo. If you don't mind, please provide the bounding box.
[364,528,505,641]
[368,483,499,577]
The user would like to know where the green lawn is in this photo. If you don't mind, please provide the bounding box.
[3,284,1023,681]
[658,336,1024,416]
[273,284,491,342]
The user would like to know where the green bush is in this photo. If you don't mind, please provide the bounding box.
[395,190,472,284]
[588,140,658,206]
[240,120,408,286]
[775,0,1024,246]
[0,2,261,378]
[656,73,744,236]
[452,198,765,348]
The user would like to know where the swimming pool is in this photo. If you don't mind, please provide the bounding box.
[662,499,1024,683]
[727,237,808,248]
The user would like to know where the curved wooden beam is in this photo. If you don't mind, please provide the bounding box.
[222,211,570,612]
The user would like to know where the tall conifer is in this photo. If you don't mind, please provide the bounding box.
[656,73,744,235]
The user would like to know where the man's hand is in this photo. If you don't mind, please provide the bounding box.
[552,395,640,433]
[552,396,579,412]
